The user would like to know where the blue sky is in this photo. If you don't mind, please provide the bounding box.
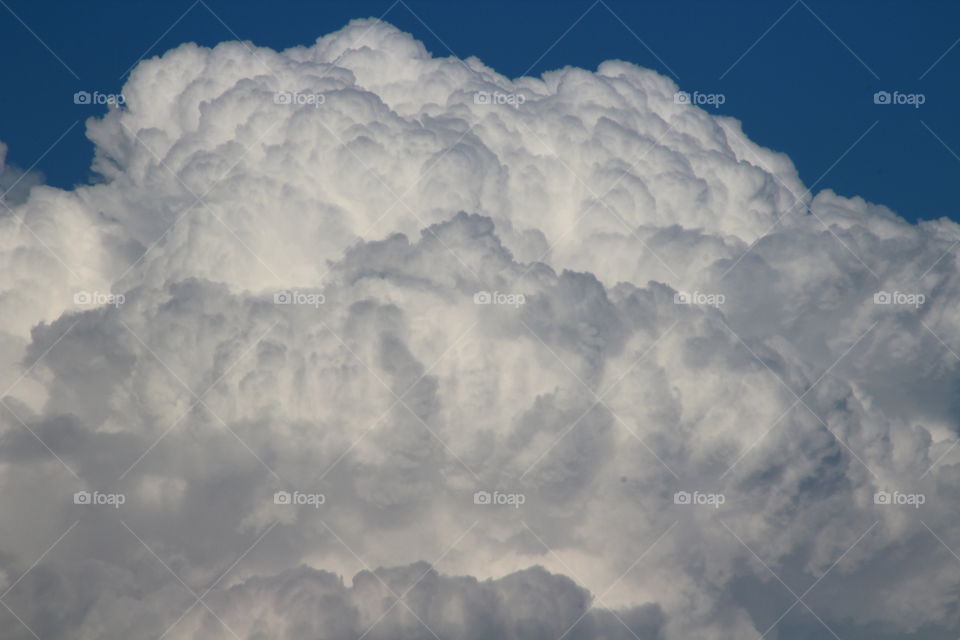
[1,0,958,223]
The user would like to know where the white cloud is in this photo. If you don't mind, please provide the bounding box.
[1,18,959,640]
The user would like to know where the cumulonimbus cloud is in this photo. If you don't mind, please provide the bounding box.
[1,18,958,640]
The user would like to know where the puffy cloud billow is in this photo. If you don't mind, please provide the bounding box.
[1,18,959,640]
